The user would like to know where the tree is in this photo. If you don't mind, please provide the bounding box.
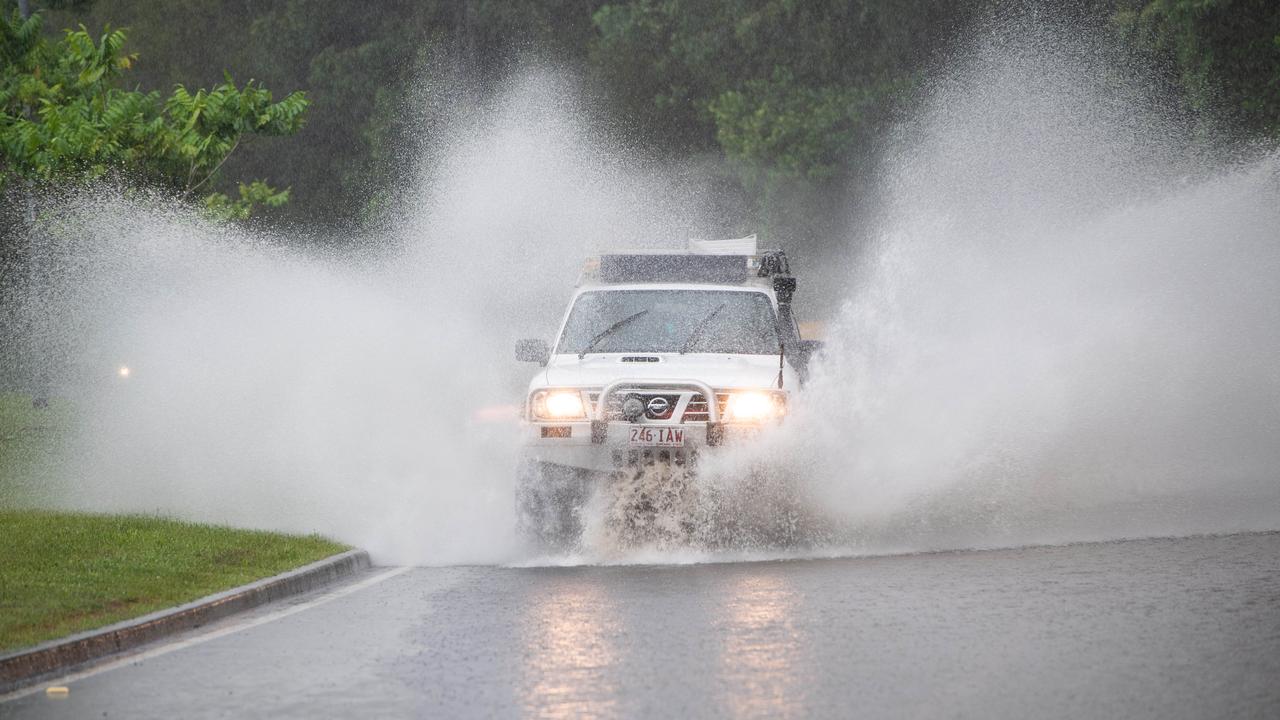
[0,11,309,219]
[37,1,608,229]
[588,0,970,244]
[590,0,967,181]
[1113,0,1280,138]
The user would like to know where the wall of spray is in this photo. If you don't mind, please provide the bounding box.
[25,73,716,565]
[703,21,1280,555]
[10,22,1279,565]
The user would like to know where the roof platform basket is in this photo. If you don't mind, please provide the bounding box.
[583,234,791,285]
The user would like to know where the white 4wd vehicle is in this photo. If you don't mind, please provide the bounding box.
[513,238,821,546]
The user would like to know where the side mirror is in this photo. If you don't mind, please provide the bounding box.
[792,339,825,371]
[515,338,551,365]
[797,339,824,359]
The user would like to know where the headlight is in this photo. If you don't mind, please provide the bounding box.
[530,389,587,420]
[723,391,786,422]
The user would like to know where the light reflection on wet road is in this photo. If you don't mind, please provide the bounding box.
[4,532,1278,719]
[716,574,805,718]
[520,578,622,718]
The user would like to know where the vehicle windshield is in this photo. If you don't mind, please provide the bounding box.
[557,289,780,355]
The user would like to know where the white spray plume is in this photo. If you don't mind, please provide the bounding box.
[19,27,1280,567]
[706,23,1280,555]
[37,72,710,565]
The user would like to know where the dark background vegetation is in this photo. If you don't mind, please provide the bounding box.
[6,0,1277,242]
[0,0,1276,397]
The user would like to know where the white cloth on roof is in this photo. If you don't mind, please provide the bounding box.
[687,234,757,255]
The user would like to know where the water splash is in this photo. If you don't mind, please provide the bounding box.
[517,22,1280,564]
[12,25,1280,567]
[709,22,1280,556]
[18,72,718,565]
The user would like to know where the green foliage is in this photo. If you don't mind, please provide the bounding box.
[29,0,961,233]
[231,1,447,226]
[202,180,290,222]
[11,0,1275,236]
[588,0,968,241]
[591,0,964,180]
[1114,0,1280,137]
[0,11,308,219]
[38,1,616,227]
[708,68,909,183]
[231,1,605,226]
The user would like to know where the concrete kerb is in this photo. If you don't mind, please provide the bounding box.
[0,548,372,693]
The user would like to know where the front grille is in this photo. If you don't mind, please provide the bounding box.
[587,391,680,420]
[586,388,728,423]
[680,393,730,423]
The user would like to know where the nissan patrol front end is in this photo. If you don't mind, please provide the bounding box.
[513,240,820,546]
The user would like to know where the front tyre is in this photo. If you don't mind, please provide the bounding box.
[515,460,590,550]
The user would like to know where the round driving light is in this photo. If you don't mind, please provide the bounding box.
[622,394,645,422]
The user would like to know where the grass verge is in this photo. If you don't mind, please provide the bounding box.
[0,510,348,652]
[0,393,71,507]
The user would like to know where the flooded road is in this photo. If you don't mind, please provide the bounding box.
[5,532,1278,719]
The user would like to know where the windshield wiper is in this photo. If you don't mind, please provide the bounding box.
[579,310,650,358]
[679,303,725,354]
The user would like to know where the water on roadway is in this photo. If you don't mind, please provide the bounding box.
[3,532,1278,719]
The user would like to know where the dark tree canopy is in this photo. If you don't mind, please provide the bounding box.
[0,11,308,219]
[0,0,1275,234]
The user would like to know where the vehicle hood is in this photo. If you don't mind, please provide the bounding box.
[536,353,792,390]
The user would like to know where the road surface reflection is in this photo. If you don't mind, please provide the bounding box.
[520,576,622,718]
[717,572,808,718]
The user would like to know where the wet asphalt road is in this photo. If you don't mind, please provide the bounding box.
[4,532,1279,719]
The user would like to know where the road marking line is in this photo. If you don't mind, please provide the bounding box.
[0,565,413,703]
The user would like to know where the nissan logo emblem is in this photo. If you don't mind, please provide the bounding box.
[646,397,671,416]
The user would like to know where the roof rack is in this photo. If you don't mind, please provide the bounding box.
[578,249,792,285]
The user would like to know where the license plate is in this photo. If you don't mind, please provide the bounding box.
[628,426,685,447]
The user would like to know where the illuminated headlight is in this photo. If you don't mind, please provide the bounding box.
[723,391,787,422]
[530,389,587,420]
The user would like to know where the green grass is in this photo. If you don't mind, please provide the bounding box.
[0,393,72,508]
[0,510,348,652]
[0,394,348,652]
